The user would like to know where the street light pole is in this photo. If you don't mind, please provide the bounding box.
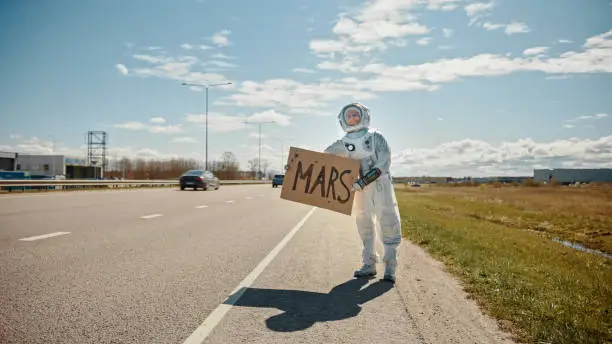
[48,135,57,177]
[182,81,232,170]
[269,136,293,172]
[244,120,275,179]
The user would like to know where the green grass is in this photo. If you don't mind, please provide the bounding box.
[397,186,611,344]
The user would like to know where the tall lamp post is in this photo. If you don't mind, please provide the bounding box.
[269,136,293,172]
[181,81,232,170]
[244,120,275,179]
[47,135,56,177]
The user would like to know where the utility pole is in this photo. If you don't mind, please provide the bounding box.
[270,136,293,172]
[49,135,56,177]
[181,81,232,170]
[244,120,275,179]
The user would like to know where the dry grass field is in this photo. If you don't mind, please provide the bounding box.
[396,183,611,343]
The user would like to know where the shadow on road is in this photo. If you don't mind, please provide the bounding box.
[224,278,393,332]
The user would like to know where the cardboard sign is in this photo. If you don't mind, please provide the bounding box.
[280,146,361,216]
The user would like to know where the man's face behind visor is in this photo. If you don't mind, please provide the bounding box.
[344,107,361,126]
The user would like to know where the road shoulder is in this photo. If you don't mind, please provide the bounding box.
[393,240,517,343]
[201,207,421,343]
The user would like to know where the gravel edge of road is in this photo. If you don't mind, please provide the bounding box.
[393,240,519,344]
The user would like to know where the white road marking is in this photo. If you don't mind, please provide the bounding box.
[225,200,235,203]
[196,205,209,209]
[19,232,70,242]
[140,213,163,219]
[245,196,253,200]
[181,206,317,344]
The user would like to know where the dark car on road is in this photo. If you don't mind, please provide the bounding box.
[179,169,220,191]
[272,174,284,188]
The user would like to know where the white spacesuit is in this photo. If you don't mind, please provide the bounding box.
[324,103,402,282]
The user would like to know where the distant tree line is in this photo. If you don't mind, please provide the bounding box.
[103,151,281,180]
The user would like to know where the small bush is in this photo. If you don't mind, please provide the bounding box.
[523,178,541,187]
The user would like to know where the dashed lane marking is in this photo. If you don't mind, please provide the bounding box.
[140,213,163,219]
[19,232,71,241]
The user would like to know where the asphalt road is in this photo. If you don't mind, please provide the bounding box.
[0,185,516,344]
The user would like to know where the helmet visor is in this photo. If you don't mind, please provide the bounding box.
[343,106,362,126]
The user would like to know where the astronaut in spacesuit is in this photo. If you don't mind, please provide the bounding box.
[324,103,402,282]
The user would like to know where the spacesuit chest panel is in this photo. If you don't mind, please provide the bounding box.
[341,132,375,161]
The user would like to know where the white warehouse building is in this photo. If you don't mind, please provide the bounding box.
[533,168,612,184]
[15,154,66,177]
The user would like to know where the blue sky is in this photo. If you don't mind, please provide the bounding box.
[1,0,611,177]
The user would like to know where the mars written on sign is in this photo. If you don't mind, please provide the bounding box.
[280,146,361,216]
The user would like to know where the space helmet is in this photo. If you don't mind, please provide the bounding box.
[337,102,370,133]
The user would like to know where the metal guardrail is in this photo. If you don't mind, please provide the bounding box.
[0,179,271,193]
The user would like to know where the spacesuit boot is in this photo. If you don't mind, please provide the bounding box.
[383,261,397,282]
[354,263,377,278]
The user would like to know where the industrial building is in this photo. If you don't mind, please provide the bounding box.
[534,168,612,184]
[0,152,103,179]
[15,154,66,177]
[0,151,17,171]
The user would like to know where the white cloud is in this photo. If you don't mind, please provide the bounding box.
[564,113,609,124]
[113,121,147,130]
[464,1,494,25]
[1,136,209,164]
[292,68,316,73]
[464,1,493,16]
[312,29,612,92]
[428,0,461,11]
[442,28,454,38]
[482,22,504,30]
[184,112,247,132]
[246,109,291,126]
[148,124,182,134]
[115,64,128,75]
[523,46,548,56]
[482,21,530,35]
[184,109,291,133]
[211,53,234,59]
[393,135,612,177]
[128,54,233,86]
[504,22,530,35]
[211,29,232,47]
[150,117,166,124]
[2,137,79,156]
[309,0,432,55]
[113,121,183,134]
[222,29,611,119]
[180,43,194,50]
[172,136,199,143]
[203,60,238,69]
[558,39,572,44]
[465,1,530,34]
[416,37,432,46]
[546,75,572,80]
[221,78,377,114]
